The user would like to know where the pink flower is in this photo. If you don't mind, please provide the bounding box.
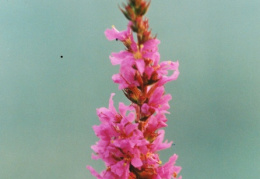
[157,154,182,179]
[146,112,168,132]
[112,59,140,89]
[157,61,180,86]
[104,24,131,41]
[150,130,172,152]
[141,86,172,116]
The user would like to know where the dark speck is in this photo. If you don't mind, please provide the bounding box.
[116,38,118,41]
[60,55,63,58]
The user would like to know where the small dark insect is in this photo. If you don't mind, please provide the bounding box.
[116,38,118,41]
[60,55,63,58]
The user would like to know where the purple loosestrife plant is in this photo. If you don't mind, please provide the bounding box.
[87,0,182,178]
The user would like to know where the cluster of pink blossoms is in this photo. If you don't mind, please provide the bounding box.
[87,0,181,178]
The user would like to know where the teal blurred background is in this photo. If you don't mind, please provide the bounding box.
[1,0,260,178]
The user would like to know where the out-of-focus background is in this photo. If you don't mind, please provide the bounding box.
[1,0,259,178]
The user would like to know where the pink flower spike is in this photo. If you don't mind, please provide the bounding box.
[89,1,182,178]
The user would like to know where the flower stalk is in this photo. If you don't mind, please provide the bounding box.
[87,0,182,178]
